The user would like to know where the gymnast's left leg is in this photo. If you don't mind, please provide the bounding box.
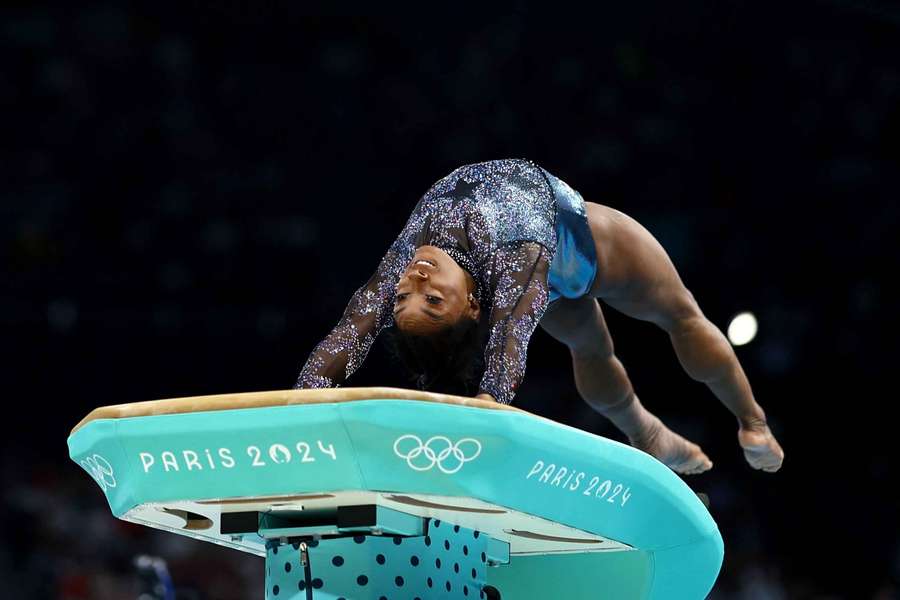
[540,297,713,475]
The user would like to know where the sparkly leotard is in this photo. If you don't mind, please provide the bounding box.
[294,158,597,405]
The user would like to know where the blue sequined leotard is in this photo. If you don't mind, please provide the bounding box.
[294,158,598,405]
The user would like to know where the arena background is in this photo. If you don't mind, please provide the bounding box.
[3,2,898,598]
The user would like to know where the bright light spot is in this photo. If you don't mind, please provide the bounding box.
[727,312,758,346]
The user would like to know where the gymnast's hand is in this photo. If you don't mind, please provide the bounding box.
[737,418,785,473]
[475,393,496,403]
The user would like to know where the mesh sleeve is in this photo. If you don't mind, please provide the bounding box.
[293,241,406,389]
[477,241,552,405]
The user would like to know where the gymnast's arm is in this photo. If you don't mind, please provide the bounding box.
[293,242,406,389]
[476,241,553,405]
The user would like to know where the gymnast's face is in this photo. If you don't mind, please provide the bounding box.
[393,245,480,334]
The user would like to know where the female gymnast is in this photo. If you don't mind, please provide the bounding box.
[294,158,784,475]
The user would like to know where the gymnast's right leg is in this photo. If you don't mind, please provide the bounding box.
[540,296,713,475]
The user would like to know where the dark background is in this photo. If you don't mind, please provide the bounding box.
[3,2,898,598]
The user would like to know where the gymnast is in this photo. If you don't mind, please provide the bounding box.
[294,159,784,475]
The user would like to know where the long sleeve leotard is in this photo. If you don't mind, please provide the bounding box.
[293,158,559,405]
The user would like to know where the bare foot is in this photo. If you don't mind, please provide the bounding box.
[738,421,784,473]
[629,415,713,475]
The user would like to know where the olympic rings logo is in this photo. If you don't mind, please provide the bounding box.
[80,454,116,492]
[393,435,482,474]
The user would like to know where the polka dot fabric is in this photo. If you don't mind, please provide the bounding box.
[265,518,491,599]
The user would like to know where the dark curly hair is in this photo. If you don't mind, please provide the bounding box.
[381,313,491,397]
